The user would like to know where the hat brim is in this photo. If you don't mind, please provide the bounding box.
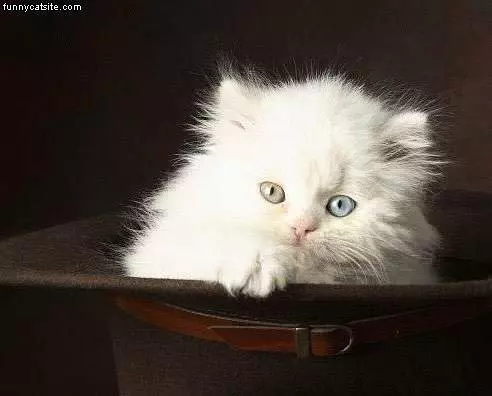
[0,190,491,305]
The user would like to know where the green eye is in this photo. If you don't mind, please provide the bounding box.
[259,182,285,204]
[327,195,356,217]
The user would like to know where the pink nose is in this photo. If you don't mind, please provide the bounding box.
[291,218,318,240]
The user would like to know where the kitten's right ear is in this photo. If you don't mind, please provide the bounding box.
[216,78,257,130]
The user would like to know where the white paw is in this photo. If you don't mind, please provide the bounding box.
[240,256,289,297]
[218,248,291,298]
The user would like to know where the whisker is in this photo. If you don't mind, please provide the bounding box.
[309,238,389,284]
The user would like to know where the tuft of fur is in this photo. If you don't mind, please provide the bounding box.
[123,71,444,297]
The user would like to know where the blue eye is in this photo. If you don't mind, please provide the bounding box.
[327,195,356,217]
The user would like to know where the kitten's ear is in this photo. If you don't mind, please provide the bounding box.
[379,111,440,197]
[216,78,257,130]
[381,111,433,160]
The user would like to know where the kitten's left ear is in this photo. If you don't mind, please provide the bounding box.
[381,111,433,160]
[216,78,258,130]
[379,110,440,196]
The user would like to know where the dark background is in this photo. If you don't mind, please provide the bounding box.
[1,0,491,239]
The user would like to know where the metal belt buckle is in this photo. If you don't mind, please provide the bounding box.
[295,325,354,359]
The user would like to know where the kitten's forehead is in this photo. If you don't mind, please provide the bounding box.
[246,82,382,193]
[253,134,346,195]
[254,84,382,150]
[259,88,332,136]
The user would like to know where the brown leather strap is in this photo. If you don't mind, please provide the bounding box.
[113,295,492,358]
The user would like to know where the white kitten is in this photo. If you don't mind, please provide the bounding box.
[124,72,441,297]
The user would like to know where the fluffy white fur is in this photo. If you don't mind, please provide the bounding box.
[124,73,441,297]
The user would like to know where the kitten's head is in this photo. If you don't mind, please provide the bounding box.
[193,74,441,282]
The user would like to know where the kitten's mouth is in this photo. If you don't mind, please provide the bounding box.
[284,230,318,248]
[290,236,308,247]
